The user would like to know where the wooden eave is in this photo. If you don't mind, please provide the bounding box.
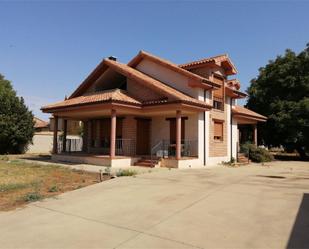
[233,114,267,122]
[69,61,109,99]
[41,98,211,115]
[128,50,217,89]
[225,87,247,99]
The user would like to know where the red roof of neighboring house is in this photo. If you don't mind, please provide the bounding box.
[232,105,267,121]
[34,117,49,128]
[179,54,237,75]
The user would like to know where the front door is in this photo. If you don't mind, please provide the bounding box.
[136,118,151,155]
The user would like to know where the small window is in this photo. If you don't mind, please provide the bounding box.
[214,121,223,141]
[213,100,223,110]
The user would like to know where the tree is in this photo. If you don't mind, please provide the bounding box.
[0,74,35,154]
[246,44,309,158]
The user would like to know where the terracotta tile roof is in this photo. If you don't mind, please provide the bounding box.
[34,117,49,128]
[179,54,237,75]
[42,59,212,112]
[225,86,247,99]
[232,105,267,121]
[104,59,212,109]
[41,89,142,111]
[226,79,240,90]
[127,50,218,88]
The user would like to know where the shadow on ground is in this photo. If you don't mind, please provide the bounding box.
[287,193,309,249]
[20,155,82,165]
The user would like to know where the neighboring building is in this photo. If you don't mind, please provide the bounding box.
[33,117,49,132]
[27,117,53,154]
[41,51,266,168]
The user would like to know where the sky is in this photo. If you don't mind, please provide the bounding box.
[0,1,308,120]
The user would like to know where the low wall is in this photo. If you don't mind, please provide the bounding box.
[27,132,53,154]
[52,154,139,167]
[161,158,203,169]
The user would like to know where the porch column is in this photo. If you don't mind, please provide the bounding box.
[87,120,92,151]
[176,110,182,160]
[82,121,88,152]
[62,119,67,152]
[52,116,59,154]
[253,124,257,146]
[110,109,117,158]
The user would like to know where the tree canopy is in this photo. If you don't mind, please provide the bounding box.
[246,44,309,158]
[0,74,35,154]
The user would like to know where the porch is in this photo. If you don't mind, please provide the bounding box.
[51,109,200,168]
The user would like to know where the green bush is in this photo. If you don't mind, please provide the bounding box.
[0,74,35,154]
[240,143,273,163]
[116,169,137,177]
[23,192,42,202]
[48,185,59,192]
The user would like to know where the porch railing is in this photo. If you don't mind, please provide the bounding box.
[116,139,135,156]
[58,138,83,153]
[151,139,198,159]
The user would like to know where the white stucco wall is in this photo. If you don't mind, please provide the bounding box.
[136,59,199,98]
[150,114,199,157]
[27,133,53,154]
[232,117,238,159]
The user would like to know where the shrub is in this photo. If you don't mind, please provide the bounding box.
[23,192,42,202]
[48,185,59,192]
[0,74,35,154]
[222,157,236,166]
[116,169,137,177]
[240,143,273,163]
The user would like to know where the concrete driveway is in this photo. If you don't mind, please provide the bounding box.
[1,161,309,249]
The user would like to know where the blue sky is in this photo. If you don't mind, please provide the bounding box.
[0,1,308,120]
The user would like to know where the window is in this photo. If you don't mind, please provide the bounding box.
[214,121,223,141]
[213,100,223,110]
[212,74,225,111]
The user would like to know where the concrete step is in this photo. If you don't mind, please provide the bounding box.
[134,158,160,168]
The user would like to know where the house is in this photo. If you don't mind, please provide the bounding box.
[33,117,49,132]
[41,51,266,168]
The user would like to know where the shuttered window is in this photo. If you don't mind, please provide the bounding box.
[214,121,223,141]
[213,75,225,110]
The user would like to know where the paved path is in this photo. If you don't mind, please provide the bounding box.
[1,161,309,248]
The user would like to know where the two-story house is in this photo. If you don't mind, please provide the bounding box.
[41,51,266,168]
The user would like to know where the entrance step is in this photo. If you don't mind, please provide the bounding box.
[237,153,250,164]
[134,157,161,168]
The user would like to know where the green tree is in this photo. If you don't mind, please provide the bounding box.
[0,74,35,154]
[246,44,309,158]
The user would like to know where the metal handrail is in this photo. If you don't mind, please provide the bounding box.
[150,139,198,166]
[150,140,163,167]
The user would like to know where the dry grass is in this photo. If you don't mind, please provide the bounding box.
[0,159,101,211]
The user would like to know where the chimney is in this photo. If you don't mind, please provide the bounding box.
[108,56,117,61]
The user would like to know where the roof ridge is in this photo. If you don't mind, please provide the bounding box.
[179,54,228,67]
[104,59,209,107]
[127,50,209,82]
